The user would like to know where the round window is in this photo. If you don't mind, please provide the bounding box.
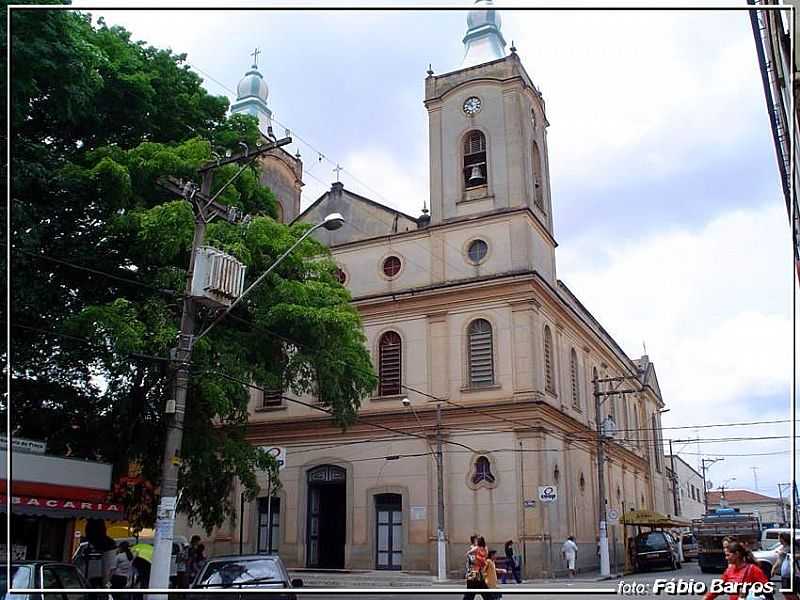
[467,239,488,264]
[335,267,347,285]
[382,256,402,278]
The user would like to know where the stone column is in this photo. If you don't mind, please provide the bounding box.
[510,300,535,397]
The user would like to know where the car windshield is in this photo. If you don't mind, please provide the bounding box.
[638,533,668,551]
[2,566,33,600]
[197,559,283,587]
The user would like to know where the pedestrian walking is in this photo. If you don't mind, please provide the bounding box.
[501,541,521,584]
[561,536,578,578]
[484,550,506,600]
[463,536,488,600]
[110,541,133,600]
[703,541,769,600]
[79,519,116,599]
[465,535,479,577]
[189,543,207,582]
[772,533,797,600]
[185,535,203,584]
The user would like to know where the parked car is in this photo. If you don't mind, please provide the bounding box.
[680,532,698,561]
[634,531,681,572]
[752,537,800,580]
[2,561,90,600]
[72,536,187,586]
[191,554,303,600]
[761,528,791,547]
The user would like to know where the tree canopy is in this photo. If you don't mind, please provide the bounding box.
[9,5,376,531]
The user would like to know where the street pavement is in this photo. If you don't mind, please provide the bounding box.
[300,562,794,599]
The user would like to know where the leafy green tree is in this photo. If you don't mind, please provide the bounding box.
[9,6,376,532]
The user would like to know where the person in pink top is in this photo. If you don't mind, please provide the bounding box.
[704,541,770,600]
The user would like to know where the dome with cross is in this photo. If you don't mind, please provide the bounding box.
[236,64,269,104]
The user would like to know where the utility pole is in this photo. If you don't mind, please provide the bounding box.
[149,137,292,597]
[435,402,447,583]
[668,440,680,517]
[751,467,759,491]
[593,373,642,578]
[700,458,723,515]
[593,375,610,579]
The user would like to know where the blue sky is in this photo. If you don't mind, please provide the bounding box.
[70,1,795,502]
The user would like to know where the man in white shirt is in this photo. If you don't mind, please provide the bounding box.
[561,536,578,578]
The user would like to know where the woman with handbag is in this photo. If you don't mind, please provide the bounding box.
[704,541,770,600]
[463,536,488,600]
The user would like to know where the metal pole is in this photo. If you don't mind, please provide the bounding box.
[778,484,787,524]
[594,374,610,577]
[519,439,527,581]
[149,173,211,600]
[239,491,245,555]
[266,479,273,553]
[436,402,447,582]
[701,460,709,515]
[668,440,680,517]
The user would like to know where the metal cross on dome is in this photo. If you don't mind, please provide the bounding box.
[250,47,261,67]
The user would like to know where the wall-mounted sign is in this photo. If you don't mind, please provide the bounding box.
[538,485,557,503]
[411,506,427,521]
[523,499,536,509]
[607,508,620,524]
[0,436,46,455]
[260,447,287,471]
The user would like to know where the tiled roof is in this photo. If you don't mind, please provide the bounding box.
[707,490,782,504]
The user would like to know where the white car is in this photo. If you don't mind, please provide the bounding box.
[751,539,798,580]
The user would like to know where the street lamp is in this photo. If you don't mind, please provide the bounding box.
[195,212,345,343]
[149,211,345,598]
[400,396,447,582]
[701,458,724,515]
[719,478,736,505]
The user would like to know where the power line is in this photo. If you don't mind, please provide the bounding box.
[204,369,480,455]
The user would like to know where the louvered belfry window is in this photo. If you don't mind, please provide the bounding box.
[544,326,556,394]
[468,319,494,387]
[463,131,487,189]
[570,348,580,409]
[379,331,402,396]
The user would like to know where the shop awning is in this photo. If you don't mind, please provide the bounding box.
[620,509,690,528]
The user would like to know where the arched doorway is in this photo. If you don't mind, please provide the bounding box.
[306,465,346,568]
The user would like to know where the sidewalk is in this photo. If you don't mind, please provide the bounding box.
[287,569,619,588]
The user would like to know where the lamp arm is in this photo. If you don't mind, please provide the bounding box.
[194,222,323,344]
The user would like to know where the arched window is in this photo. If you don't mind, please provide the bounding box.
[532,141,544,211]
[467,319,494,387]
[569,348,580,410]
[275,202,285,223]
[379,331,402,396]
[544,326,556,394]
[463,131,487,189]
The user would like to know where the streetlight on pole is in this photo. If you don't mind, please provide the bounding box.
[718,477,736,504]
[700,458,724,515]
[148,142,343,597]
[400,396,447,582]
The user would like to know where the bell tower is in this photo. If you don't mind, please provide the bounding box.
[424,1,554,236]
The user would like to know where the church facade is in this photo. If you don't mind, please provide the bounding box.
[179,3,674,577]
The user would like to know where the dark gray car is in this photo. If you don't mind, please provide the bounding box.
[191,555,303,600]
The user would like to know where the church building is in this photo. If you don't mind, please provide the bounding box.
[179,2,674,577]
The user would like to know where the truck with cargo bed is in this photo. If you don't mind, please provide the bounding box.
[692,508,761,573]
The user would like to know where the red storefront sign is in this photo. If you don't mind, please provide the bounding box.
[0,496,122,514]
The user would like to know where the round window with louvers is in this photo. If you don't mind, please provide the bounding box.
[467,239,488,265]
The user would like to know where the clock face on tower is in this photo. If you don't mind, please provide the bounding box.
[463,96,482,116]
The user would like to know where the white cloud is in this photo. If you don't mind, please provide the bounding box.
[559,201,794,491]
